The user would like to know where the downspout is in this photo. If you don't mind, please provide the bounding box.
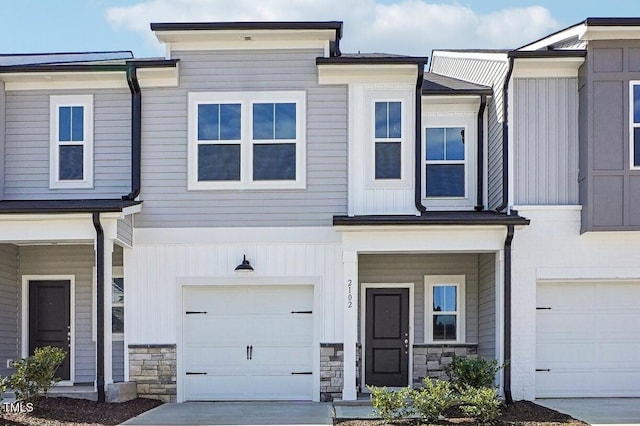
[123,63,141,200]
[475,94,487,211]
[503,224,514,404]
[92,212,106,403]
[414,60,428,214]
[496,56,514,213]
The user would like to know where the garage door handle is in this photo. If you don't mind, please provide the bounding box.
[186,372,207,375]
[536,369,551,372]
[185,311,208,315]
[291,372,312,375]
[247,345,253,360]
[291,311,312,314]
[536,307,552,310]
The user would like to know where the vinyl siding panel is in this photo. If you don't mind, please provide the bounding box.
[112,341,124,382]
[513,78,579,205]
[136,49,347,228]
[0,244,18,377]
[4,89,131,199]
[126,241,343,343]
[117,216,133,247]
[477,253,495,359]
[358,254,480,344]
[430,54,508,209]
[18,245,95,382]
[0,82,6,199]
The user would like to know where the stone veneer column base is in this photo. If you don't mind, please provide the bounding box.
[320,343,361,402]
[412,344,478,386]
[128,344,177,402]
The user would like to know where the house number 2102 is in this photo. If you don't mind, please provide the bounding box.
[347,279,353,308]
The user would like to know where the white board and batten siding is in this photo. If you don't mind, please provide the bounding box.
[136,49,347,228]
[536,281,640,397]
[125,240,344,345]
[3,89,131,199]
[512,78,579,205]
[348,83,417,216]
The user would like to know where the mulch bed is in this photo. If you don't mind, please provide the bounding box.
[336,400,587,426]
[0,397,162,426]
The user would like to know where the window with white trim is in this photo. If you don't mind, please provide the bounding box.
[425,275,465,343]
[425,127,466,197]
[188,91,306,190]
[112,272,124,341]
[631,81,640,168]
[49,95,93,189]
[374,101,402,180]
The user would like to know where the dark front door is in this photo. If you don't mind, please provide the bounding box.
[29,280,71,381]
[365,287,410,387]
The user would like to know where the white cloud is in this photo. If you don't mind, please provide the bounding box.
[106,0,560,56]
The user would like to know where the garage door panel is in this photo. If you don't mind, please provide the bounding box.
[184,287,248,314]
[536,281,640,398]
[184,316,246,343]
[183,285,314,401]
[536,312,595,339]
[248,316,313,345]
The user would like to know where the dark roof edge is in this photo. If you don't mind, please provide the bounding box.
[0,199,141,214]
[0,59,178,73]
[514,21,584,51]
[422,88,492,96]
[317,56,428,65]
[333,214,530,227]
[0,50,133,58]
[585,17,640,26]
[127,59,179,68]
[151,21,343,34]
[508,50,587,59]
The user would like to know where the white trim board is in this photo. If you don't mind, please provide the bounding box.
[21,275,76,385]
[360,283,414,390]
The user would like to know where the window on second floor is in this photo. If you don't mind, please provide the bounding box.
[374,101,402,180]
[631,82,640,169]
[49,95,94,189]
[425,127,466,197]
[188,91,306,190]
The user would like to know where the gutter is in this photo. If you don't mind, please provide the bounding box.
[503,224,515,404]
[414,62,428,215]
[496,56,514,213]
[92,212,106,403]
[475,94,487,211]
[123,63,141,200]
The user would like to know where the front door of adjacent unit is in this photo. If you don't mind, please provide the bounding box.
[365,288,410,387]
[183,285,314,401]
[28,280,71,381]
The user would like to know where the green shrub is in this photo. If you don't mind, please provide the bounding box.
[459,386,501,423]
[8,346,66,402]
[444,356,503,390]
[411,379,454,422]
[0,375,7,402]
[368,385,411,422]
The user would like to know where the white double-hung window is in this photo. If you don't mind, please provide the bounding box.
[49,95,94,189]
[188,91,306,190]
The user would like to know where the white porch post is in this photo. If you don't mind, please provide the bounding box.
[342,250,358,400]
[495,248,505,394]
[103,238,114,385]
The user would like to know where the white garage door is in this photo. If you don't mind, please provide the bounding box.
[183,285,314,401]
[536,282,640,397]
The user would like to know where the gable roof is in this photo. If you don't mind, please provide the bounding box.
[422,72,492,95]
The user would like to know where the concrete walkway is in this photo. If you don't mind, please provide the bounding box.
[122,401,334,426]
[536,398,640,426]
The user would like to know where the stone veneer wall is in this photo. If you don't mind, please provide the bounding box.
[128,344,177,402]
[320,343,361,402]
[413,344,478,386]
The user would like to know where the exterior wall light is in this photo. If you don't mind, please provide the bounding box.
[234,255,254,271]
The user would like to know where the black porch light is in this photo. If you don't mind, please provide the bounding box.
[235,255,254,271]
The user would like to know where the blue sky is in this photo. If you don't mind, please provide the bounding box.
[1,0,640,58]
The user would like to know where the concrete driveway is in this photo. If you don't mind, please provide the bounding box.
[122,401,333,426]
[536,398,640,426]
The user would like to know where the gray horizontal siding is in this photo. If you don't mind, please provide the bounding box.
[0,244,18,377]
[513,78,579,205]
[4,89,131,199]
[18,245,95,383]
[487,102,503,209]
[0,82,5,199]
[113,341,124,382]
[136,49,347,228]
[358,253,480,344]
[117,216,133,247]
[477,253,495,359]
